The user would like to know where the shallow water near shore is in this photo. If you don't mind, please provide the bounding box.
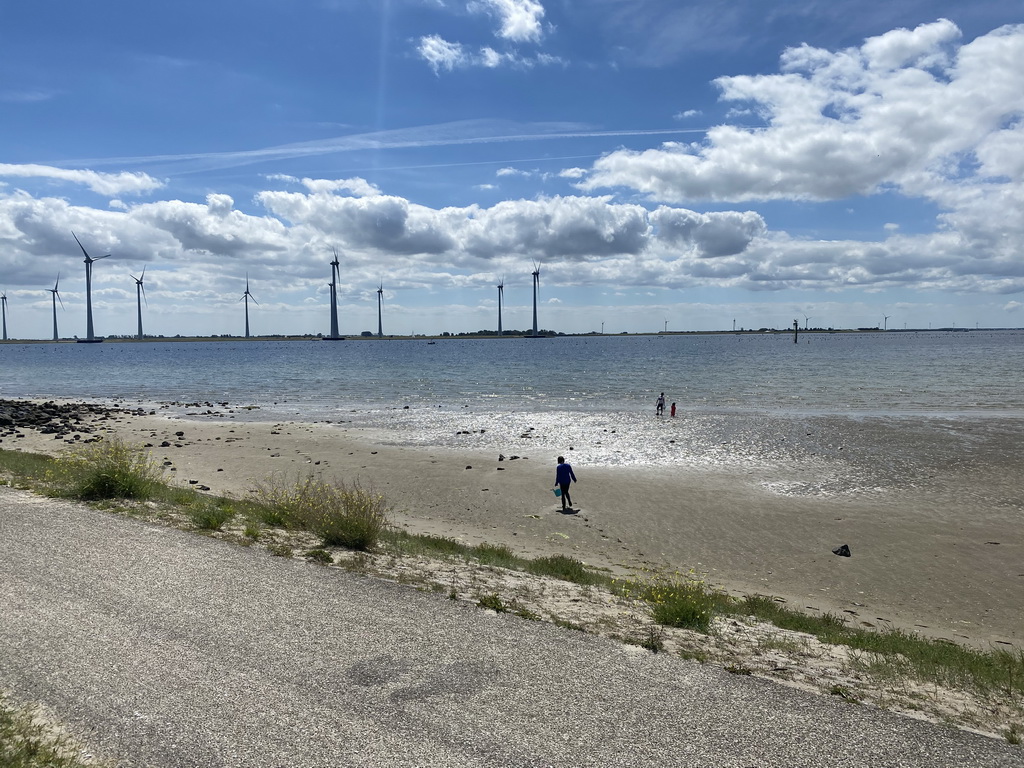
[1,331,1022,503]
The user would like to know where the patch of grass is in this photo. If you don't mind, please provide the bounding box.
[305,549,333,564]
[628,626,666,653]
[830,684,858,701]
[384,530,473,558]
[0,694,99,768]
[48,438,164,501]
[678,646,710,664]
[615,570,718,633]
[1005,723,1022,745]
[526,554,605,586]
[472,543,518,568]
[187,499,235,531]
[251,473,388,550]
[737,595,1024,700]
[477,593,507,612]
[0,448,56,488]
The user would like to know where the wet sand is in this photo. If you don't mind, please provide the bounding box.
[4,404,1021,649]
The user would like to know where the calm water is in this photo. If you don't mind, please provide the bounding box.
[2,331,1022,493]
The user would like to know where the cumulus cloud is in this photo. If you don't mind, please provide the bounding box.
[417,34,467,74]
[580,20,1024,205]
[417,35,561,72]
[416,0,557,72]
[470,0,546,43]
[0,163,165,196]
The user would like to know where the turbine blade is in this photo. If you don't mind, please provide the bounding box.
[142,284,148,306]
[57,292,65,310]
[72,231,89,259]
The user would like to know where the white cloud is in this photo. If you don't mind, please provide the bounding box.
[470,0,547,43]
[580,21,1024,205]
[417,0,556,72]
[0,163,165,196]
[417,35,468,74]
[497,167,531,177]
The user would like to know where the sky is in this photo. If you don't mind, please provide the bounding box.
[1,0,1023,339]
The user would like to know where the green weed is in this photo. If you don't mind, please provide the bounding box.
[187,499,235,531]
[252,473,388,550]
[49,438,164,501]
[0,694,100,768]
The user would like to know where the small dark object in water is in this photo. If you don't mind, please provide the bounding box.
[832,544,851,557]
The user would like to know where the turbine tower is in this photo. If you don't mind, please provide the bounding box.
[528,261,544,338]
[47,274,64,341]
[376,283,384,338]
[240,275,258,338]
[72,231,109,343]
[325,248,343,340]
[497,278,504,336]
[131,268,147,340]
[1,292,7,341]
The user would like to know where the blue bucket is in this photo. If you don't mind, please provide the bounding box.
[552,487,562,497]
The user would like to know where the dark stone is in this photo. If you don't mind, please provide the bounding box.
[832,544,851,557]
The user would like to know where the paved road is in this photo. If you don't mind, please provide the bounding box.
[1,487,1021,767]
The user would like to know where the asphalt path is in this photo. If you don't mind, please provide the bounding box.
[1,487,1021,768]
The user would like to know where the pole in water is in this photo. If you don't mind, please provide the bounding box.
[793,319,799,343]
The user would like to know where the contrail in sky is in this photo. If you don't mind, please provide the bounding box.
[56,119,709,173]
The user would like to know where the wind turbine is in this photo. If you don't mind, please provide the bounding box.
[376,282,384,338]
[1,292,7,341]
[325,248,344,340]
[47,274,64,341]
[527,261,544,338]
[497,278,505,335]
[804,315,812,331]
[240,275,258,338]
[883,314,891,331]
[72,231,109,343]
[131,268,147,340]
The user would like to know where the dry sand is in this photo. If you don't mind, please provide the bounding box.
[5,401,1020,650]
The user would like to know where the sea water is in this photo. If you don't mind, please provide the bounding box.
[2,331,1022,498]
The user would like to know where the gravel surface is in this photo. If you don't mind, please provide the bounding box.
[1,487,1021,767]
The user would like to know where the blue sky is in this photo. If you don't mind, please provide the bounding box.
[1,0,1023,338]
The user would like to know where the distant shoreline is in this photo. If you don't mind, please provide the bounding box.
[1,326,1016,345]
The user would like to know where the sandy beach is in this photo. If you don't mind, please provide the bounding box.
[3,400,1021,649]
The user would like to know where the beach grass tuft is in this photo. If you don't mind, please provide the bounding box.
[615,570,717,633]
[187,498,236,531]
[0,694,98,768]
[526,554,603,586]
[251,473,389,550]
[49,437,164,501]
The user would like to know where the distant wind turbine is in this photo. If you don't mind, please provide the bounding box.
[883,314,891,331]
[325,248,344,340]
[376,282,384,338]
[240,275,258,338]
[1,292,7,341]
[804,315,812,330]
[497,277,504,336]
[131,268,147,340]
[72,231,109,343]
[527,261,545,338]
[47,274,64,342]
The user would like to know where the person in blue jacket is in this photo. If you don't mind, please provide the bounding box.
[555,456,577,511]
